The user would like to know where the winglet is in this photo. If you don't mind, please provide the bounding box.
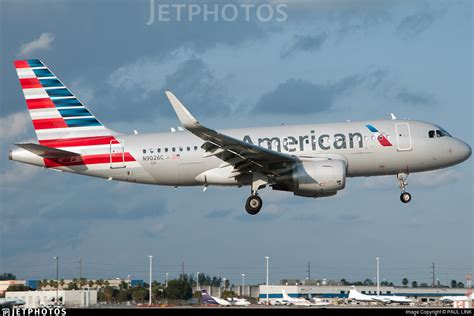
[390,113,397,120]
[165,91,200,129]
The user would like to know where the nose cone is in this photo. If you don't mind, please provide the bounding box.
[455,140,471,163]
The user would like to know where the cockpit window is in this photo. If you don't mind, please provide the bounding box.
[439,129,451,137]
[429,129,452,138]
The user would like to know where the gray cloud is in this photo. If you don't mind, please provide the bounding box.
[280,32,328,58]
[396,7,441,39]
[18,32,55,57]
[396,90,434,106]
[100,55,231,121]
[205,209,234,219]
[253,72,371,114]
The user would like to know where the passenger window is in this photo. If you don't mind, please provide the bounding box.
[187,146,190,151]
[179,147,183,152]
[172,147,176,152]
[165,148,168,152]
[194,146,198,151]
[429,130,435,138]
[143,149,147,154]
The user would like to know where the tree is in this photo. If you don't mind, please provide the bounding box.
[363,279,374,286]
[457,282,465,288]
[60,279,65,289]
[164,279,192,300]
[0,273,16,281]
[67,282,79,290]
[6,284,32,291]
[402,278,409,287]
[119,280,129,290]
[451,280,458,288]
[117,290,128,303]
[340,279,349,286]
[103,286,114,303]
[132,287,147,304]
[88,280,95,289]
[412,281,418,288]
[96,279,104,288]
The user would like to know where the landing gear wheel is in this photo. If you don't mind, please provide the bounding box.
[400,192,412,203]
[245,195,263,215]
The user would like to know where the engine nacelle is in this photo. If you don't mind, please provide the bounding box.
[273,160,346,197]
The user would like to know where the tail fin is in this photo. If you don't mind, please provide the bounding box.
[282,290,292,300]
[13,59,114,144]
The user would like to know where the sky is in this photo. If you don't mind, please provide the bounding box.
[0,0,472,287]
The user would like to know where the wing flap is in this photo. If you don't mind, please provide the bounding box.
[15,143,80,158]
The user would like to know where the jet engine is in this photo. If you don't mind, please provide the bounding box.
[272,160,346,197]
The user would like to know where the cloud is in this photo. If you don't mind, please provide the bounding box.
[205,209,234,219]
[105,51,231,120]
[396,90,434,106]
[18,32,55,57]
[0,112,31,141]
[0,163,41,187]
[411,169,463,188]
[396,8,441,39]
[253,71,378,114]
[363,169,464,190]
[280,32,328,58]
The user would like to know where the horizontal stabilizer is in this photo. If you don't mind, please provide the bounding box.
[15,143,80,158]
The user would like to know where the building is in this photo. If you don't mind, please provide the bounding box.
[258,284,469,304]
[0,280,26,296]
[5,290,97,308]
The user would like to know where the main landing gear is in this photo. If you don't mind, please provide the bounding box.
[245,173,268,215]
[397,173,412,203]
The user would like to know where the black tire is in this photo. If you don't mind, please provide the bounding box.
[400,192,412,203]
[245,195,263,215]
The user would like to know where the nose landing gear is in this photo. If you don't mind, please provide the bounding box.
[397,173,412,203]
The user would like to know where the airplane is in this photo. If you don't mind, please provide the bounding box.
[440,293,474,304]
[200,289,231,306]
[9,60,472,215]
[348,287,413,304]
[276,290,312,306]
[0,298,26,308]
[226,297,251,306]
[308,293,332,306]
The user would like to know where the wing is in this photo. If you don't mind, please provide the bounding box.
[165,91,297,177]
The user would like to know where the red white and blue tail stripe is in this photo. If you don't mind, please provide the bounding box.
[14,59,112,142]
[14,59,136,168]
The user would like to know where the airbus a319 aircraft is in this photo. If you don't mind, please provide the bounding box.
[9,60,472,215]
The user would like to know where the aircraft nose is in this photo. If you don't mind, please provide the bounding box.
[455,140,471,163]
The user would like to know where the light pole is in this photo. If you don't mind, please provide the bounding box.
[148,255,153,306]
[196,272,200,291]
[53,256,59,305]
[376,257,380,296]
[165,273,169,288]
[223,278,227,293]
[241,274,245,296]
[265,256,270,305]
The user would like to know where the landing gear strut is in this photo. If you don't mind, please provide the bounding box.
[245,173,268,215]
[397,173,412,203]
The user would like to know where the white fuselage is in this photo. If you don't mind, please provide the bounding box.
[10,119,471,188]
